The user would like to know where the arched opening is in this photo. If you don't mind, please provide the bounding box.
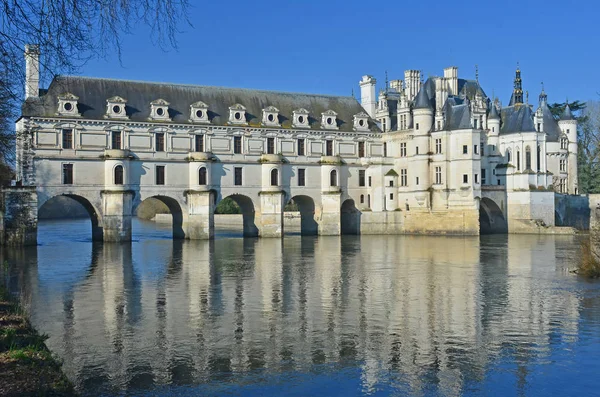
[284,195,318,235]
[214,194,258,238]
[341,199,361,235]
[506,149,511,163]
[114,165,124,185]
[516,150,521,171]
[199,167,207,185]
[537,145,541,171]
[330,170,337,187]
[525,146,532,170]
[270,169,279,186]
[479,197,508,234]
[38,194,103,241]
[134,196,185,239]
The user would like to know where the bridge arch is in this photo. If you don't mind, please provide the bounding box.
[479,197,507,234]
[216,193,259,237]
[341,199,361,235]
[134,195,185,239]
[286,195,318,235]
[38,194,104,241]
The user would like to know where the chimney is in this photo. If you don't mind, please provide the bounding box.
[359,75,377,118]
[24,44,40,99]
[443,66,458,96]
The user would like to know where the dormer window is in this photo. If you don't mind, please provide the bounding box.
[262,106,280,127]
[190,101,210,123]
[229,104,247,125]
[321,110,338,130]
[150,99,171,121]
[57,93,80,117]
[293,108,310,128]
[105,96,128,120]
[353,112,370,131]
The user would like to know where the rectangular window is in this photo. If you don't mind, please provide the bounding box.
[62,129,73,149]
[416,177,419,185]
[415,146,419,155]
[400,142,406,157]
[435,166,442,184]
[111,131,121,150]
[155,133,165,152]
[481,143,485,156]
[156,165,165,185]
[389,180,394,187]
[463,174,468,184]
[560,159,566,172]
[498,179,501,185]
[400,169,407,186]
[267,137,275,154]
[390,193,394,200]
[359,170,365,187]
[368,176,372,187]
[473,119,478,129]
[234,167,243,186]
[482,169,486,184]
[462,145,468,154]
[537,123,541,132]
[234,136,242,154]
[437,121,441,130]
[383,142,387,157]
[382,119,387,132]
[298,168,306,186]
[326,140,333,156]
[474,144,479,155]
[298,139,305,156]
[62,164,73,184]
[358,141,365,158]
[195,134,204,152]
[475,174,479,184]
[416,123,420,130]
[435,138,442,154]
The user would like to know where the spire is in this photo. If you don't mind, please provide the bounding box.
[385,70,389,93]
[509,63,524,106]
[539,81,547,105]
[475,64,479,84]
[413,86,432,110]
[560,102,574,121]
[489,101,500,120]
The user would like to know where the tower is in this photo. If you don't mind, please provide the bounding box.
[558,103,578,194]
[509,65,524,106]
[359,75,377,118]
[24,44,40,99]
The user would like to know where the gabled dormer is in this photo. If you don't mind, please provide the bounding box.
[293,108,310,128]
[190,101,210,123]
[321,110,338,130]
[149,98,171,121]
[105,96,128,120]
[262,106,280,127]
[353,112,370,131]
[228,103,247,125]
[56,92,80,117]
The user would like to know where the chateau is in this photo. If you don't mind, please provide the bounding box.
[7,45,580,244]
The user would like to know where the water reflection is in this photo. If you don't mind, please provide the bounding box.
[1,220,599,396]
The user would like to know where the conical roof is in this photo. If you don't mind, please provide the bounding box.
[413,86,432,110]
[560,104,574,121]
[488,103,500,120]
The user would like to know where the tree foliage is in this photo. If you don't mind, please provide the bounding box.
[215,198,241,215]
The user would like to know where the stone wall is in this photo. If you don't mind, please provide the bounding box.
[402,209,479,235]
[0,187,38,246]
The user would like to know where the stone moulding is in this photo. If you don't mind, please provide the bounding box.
[102,149,134,159]
[318,155,344,165]
[258,153,286,164]
[258,190,285,196]
[186,152,216,162]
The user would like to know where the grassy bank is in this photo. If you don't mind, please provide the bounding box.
[0,286,75,396]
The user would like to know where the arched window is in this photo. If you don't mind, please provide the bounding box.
[525,146,531,170]
[330,169,337,187]
[537,145,541,171]
[360,194,364,204]
[199,167,207,185]
[506,149,511,163]
[114,165,124,185]
[270,168,279,186]
[516,150,521,170]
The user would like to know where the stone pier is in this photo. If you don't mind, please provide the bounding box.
[102,190,133,242]
[0,186,38,246]
[185,190,215,239]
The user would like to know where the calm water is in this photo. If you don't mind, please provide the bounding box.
[2,219,600,396]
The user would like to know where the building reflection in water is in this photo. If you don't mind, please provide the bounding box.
[1,229,588,395]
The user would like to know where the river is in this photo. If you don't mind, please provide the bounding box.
[1,218,600,396]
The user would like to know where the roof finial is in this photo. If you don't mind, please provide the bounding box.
[541,81,545,92]
[517,61,520,71]
[351,88,355,98]
[385,70,389,92]
[475,64,479,83]
[526,90,529,104]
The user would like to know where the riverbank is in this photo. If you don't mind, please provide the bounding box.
[0,286,74,396]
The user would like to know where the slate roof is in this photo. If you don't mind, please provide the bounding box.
[560,104,574,120]
[414,86,433,109]
[488,103,500,120]
[444,103,472,130]
[23,76,380,132]
[540,102,562,142]
[500,105,536,134]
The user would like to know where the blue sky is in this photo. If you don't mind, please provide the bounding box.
[79,0,599,104]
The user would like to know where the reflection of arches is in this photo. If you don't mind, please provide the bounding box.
[341,199,361,235]
[218,194,258,237]
[287,195,318,235]
[479,198,508,234]
[39,194,103,241]
[135,195,185,239]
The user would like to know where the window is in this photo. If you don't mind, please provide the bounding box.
[195,134,204,152]
[561,137,568,150]
[234,167,243,185]
[298,139,305,156]
[537,123,541,132]
[400,142,407,157]
[156,165,165,185]
[382,118,387,132]
[330,170,337,187]
[111,131,122,150]
[368,194,371,207]
[383,142,387,157]
[473,119,478,129]
[360,194,364,204]
[155,133,165,152]
[390,193,394,200]
[537,146,541,171]
[415,146,419,155]
[267,138,275,154]
[389,180,394,187]
[368,176,372,187]
[525,146,532,170]
[482,169,486,185]
[481,143,485,156]
[62,164,73,184]
[270,168,278,186]
[416,123,420,130]
[298,168,306,186]
[401,169,407,186]
[498,179,501,185]
[234,136,242,154]
[62,129,73,149]
[474,145,479,155]
[475,174,479,184]
[462,145,468,154]
[199,167,207,185]
[437,121,441,130]
[560,159,566,172]
[114,165,124,185]
[359,170,365,186]
[435,138,442,154]
[463,174,468,184]
[358,141,365,157]
[517,150,521,170]
[326,140,333,156]
[416,177,419,185]
[435,167,442,184]
[507,150,512,163]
